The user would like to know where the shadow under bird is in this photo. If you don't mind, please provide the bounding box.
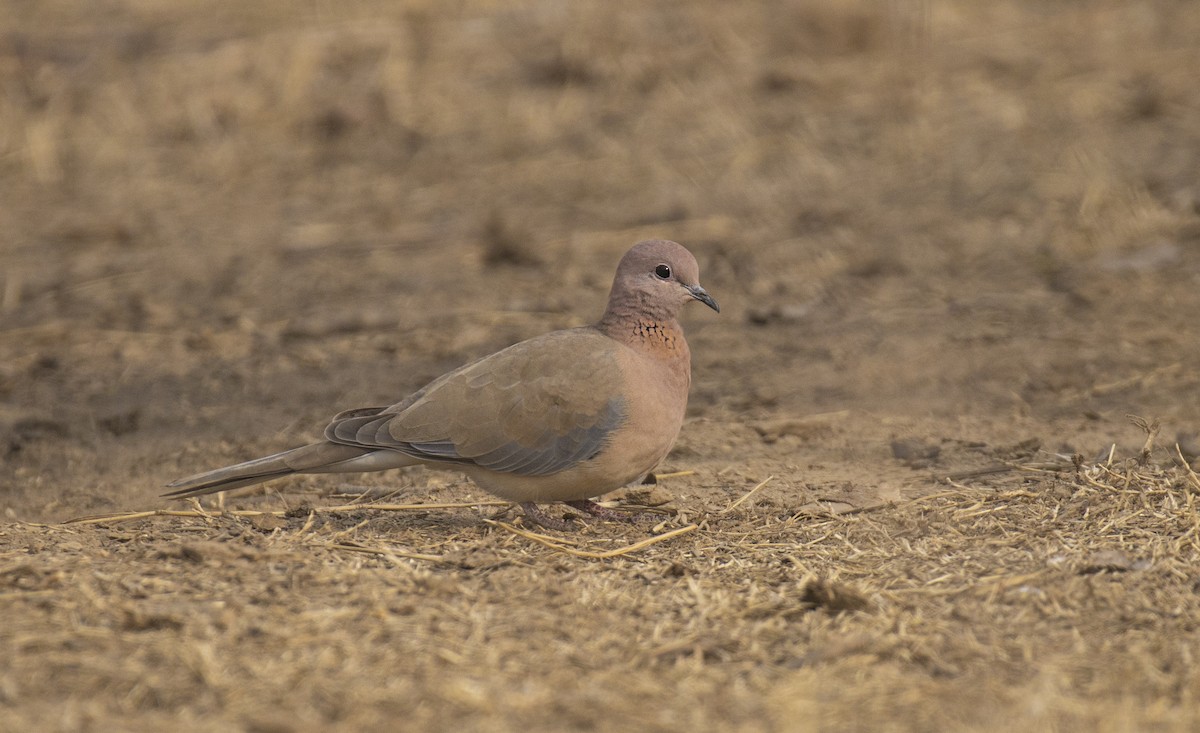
[165,239,719,530]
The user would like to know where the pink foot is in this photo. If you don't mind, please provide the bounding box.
[518,502,577,531]
[564,499,639,524]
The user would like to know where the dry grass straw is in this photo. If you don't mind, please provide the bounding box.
[64,496,701,560]
[486,520,699,559]
[63,500,510,525]
[720,474,774,514]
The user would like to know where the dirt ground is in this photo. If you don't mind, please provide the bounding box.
[4,1,1200,730]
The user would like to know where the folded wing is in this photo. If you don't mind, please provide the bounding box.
[325,329,628,477]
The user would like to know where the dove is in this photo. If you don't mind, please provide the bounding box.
[165,239,718,530]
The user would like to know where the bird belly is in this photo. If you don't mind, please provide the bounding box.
[463,402,682,503]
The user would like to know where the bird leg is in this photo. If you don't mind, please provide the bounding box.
[518,502,578,532]
[516,500,638,530]
[564,499,638,523]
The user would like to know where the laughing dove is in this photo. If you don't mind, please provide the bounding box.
[165,239,719,530]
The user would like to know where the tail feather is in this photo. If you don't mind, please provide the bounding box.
[164,442,372,499]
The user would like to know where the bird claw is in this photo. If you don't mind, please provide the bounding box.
[516,500,640,531]
[565,499,639,524]
[518,502,579,532]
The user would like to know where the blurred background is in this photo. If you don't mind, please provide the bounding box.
[3,0,1200,518]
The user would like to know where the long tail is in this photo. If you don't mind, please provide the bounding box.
[163,442,416,499]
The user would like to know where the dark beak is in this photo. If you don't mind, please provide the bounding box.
[686,284,720,313]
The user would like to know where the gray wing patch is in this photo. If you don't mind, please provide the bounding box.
[324,398,627,477]
[460,399,625,474]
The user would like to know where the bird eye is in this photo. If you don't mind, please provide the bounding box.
[654,264,672,279]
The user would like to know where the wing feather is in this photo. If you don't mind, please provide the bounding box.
[323,328,628,477]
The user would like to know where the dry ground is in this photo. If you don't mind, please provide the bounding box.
[3,1,1200,730]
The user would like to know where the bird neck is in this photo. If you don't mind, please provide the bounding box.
[597,302,689,360]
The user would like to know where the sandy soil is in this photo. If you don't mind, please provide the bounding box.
[3,1,1200,730]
